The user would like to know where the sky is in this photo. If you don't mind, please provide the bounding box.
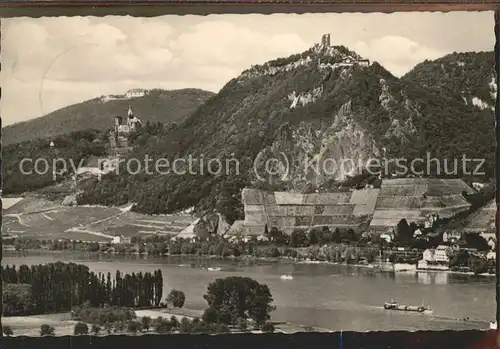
[1,11,495,126]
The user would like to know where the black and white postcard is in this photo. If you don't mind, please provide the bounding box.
[1,11,497,337]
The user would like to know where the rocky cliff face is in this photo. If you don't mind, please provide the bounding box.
[256,100,380,189]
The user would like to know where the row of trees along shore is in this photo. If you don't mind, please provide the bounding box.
[1,262,163,316]
[2,262,276,337]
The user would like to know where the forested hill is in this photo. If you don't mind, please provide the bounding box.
[402,51,496,109]
[76,43,496,219]
[2,88,214,145]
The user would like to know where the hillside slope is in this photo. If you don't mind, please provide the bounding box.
[2,88,214,145]
[77,41,496,221]
[402,51,496,109]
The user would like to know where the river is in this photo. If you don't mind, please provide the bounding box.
[3,251,494,332]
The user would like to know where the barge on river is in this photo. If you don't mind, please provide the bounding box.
[384,300,430,313]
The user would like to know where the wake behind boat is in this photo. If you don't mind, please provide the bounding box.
[384,300,431,314]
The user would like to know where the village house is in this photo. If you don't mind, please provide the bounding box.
[487,251,496,260]
[413,229,423,238]
[422,248,435,262]
[380,232,394,243]
[418,246,451,271]
[434,245,452,263]
[357,59,370,67]
[443,231,462,243]
[472,182,485,191]
[487,237,495,251]
[111,235,131,244]
[421,245,452,264]
[480,231,496,242]
[257,235,269,242]
[424,214,439,229]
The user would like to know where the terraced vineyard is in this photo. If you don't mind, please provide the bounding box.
[2,196,196,241]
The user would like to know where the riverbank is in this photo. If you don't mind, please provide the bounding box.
[2,307,332,336]
[4,249,495,278]
[3,252,494,332]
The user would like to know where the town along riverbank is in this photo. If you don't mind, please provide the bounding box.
[5,236,495,277]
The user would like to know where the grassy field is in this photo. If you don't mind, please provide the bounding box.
[2,309,325,336]
[2,313,79,337]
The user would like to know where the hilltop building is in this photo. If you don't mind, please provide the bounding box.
[125,89,147,99]
[314,34,370,67]
[100,89,148,102]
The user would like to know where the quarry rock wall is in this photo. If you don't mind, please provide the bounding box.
[240,187,379,235]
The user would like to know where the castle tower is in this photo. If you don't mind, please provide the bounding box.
[321,34,330,47]
[115,116,123,127]
[128,106,134,119]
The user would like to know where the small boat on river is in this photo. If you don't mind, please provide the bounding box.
[207,267,222,272]
[280,275,293,280]
[384,300,430,313]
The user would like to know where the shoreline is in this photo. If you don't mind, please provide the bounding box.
[3,248,495,277]
[2,307,333,336]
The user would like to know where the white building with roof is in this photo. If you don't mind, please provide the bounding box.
[126,89,147,98]
[434,245,452,263]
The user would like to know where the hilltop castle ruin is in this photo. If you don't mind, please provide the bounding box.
[109,106,141,151]
[315,34,370,67]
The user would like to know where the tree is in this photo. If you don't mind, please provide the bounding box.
[215,323,230,334]
[269,247,281,258]
[308,229,319,245]
[2,325,14,336]
[104,322,113,335]
[2,283,34,316]
[170,316,180,329]
[153,317,170,334]
[215,305,232,325]
[395,219,412,245]
[236,317,248,331]
[449,250,470,268]
[40,324,55,336]
[141,316,152,332]
[74,322,89,335]
[202,306,219,324]
[127,320,142,335]
[179,318,192,333]
[290,229,307,247]
[331,228,341,243]
[464,233,489,251]
[261,322,275,333]
[91,324,101,336]
[269,227,281,241]
[203,276,275,326]
[346,229,358,242]
[470,257,489,275]
[116,321,126,332]
[166,289,186,308]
